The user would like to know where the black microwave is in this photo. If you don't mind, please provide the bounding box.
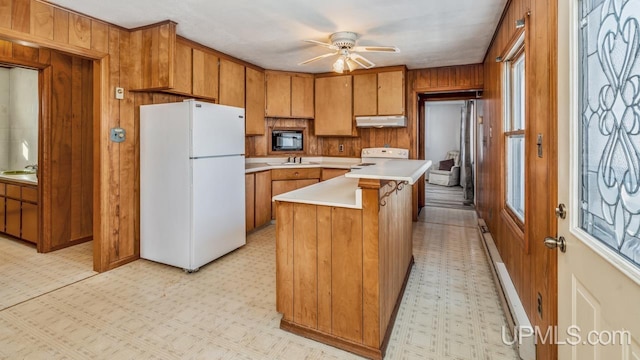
[272,130,303,151]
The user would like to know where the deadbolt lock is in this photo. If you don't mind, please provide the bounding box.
[555,203,567,219]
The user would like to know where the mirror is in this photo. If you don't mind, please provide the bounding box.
[0,66,39,172]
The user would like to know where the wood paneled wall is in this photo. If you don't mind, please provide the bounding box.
[477,0,558,359]
[0,0,138,271]
[245,118,412,159]
[412,64,483,92]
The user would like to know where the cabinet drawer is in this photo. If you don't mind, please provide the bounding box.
[0,183,4,196]
[6,185,21,199]
[22,187,38,203]
[271,168,321,180]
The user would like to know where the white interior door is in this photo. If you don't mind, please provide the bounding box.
[558,1,640,359]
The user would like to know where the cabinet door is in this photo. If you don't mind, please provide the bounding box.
[192,49,219,100]
[219,59,245,108]
[291,75,314,118]
[245,67,265,135]
[265,72,291,117]
[321,168,349,181]
[377,70,404,115]
[245,173,255,232]
[296,179,319,189]
[353,73,378,116]
[0,195,4,233]
[5,198,20,238]
[255,170,272,227]
[172,40,193,95]
[271,180,298,219]
[315,75,353,136]
[21,202,38,244]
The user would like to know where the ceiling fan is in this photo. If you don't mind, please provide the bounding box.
[299,31,400,73]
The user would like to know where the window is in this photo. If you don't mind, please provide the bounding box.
[503,39,525,223]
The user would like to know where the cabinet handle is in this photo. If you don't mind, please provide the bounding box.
[294,172,299,176]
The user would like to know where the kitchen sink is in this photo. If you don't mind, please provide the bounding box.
[1,170,36,175]
[267,161,318,166]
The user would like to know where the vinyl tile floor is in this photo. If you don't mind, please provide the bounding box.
[0,207,518,360]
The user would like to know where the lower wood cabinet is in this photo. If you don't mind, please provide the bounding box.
[5,198,21,238]
[321,168,349,181]
[245,173,255,232]
[271,168,321,219]
[245,170,272,232]
[21,202,38,243]
[255,171,272,227]
[0,181,38,244]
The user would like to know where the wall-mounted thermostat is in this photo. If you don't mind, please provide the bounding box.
[110,127,126,143]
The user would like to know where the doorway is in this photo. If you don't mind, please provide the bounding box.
[421,98,476,210]
[0,47,97,309]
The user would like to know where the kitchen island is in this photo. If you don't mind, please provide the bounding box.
[273,159,431,360]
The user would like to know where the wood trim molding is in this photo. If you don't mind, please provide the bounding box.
[92,55,108,272]
[0,27,107,59]
[177,35,264,72]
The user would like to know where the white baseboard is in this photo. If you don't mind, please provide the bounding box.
[478,218,535,360]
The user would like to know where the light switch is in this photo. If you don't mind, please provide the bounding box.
[115,87,124,100]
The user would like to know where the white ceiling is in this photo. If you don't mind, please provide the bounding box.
[48,0,507,73]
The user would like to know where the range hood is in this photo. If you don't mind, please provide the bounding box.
[355,115,407,128]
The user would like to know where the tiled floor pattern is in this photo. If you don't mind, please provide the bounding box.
[0,236,95,310]
[0,207,518,359]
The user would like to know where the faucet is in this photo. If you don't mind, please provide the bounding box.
[25,164,38,172]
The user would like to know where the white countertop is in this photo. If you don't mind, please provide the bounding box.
[272,175,363,209]
[345,159,432,185]
[0,174,38,185]
[271,159,432,209]
[245,156,359,173]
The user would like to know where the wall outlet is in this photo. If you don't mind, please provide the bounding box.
[339,144,344,152]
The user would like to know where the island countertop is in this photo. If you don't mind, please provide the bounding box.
[272,159,431,210]
[272,175,362,209]
[345,159,432,185]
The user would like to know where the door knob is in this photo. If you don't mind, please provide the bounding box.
[544,236,566,253]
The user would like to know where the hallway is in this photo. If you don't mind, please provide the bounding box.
[0,206,517,359]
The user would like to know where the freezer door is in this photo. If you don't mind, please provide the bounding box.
[191,155,246,268]
[190,101,245,158]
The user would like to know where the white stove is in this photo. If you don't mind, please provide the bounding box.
[351,147,409,169]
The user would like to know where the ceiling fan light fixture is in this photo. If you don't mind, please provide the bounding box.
[333,57,345,73]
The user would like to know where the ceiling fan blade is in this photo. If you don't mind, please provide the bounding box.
[298,51,338,65]
[352,46,400,53]
[350,53,375,69]
[303,39,339,50]
[346,57,359,72]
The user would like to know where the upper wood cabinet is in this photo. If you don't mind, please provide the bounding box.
[172,39,193,95]
[245,67,265,135]
[377,70,404,115]
[219,59,245,108]
[315,75,353,136]
[265,71,314,118]
[353,73,377,116]
[192,49,219,100]
[353,69,405,116]
[130,21,177,91]
[291,75,314,118]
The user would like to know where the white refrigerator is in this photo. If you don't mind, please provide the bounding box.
[140,100,246,272]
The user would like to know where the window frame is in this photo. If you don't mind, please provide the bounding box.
[502,31,526,229]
